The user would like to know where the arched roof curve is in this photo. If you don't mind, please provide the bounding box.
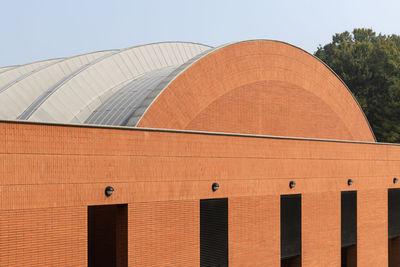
[0,50,117,120]
[0,58,63,90]
[0,66,18,74]
[134,40,375,142]
[27,42,212,123]
[0,40,375,142]
[84,49,211,126]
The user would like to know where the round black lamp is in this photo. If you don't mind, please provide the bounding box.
[394,177,398,184]
[105,186,114,197]
[347,179,354,186]
[289,181,296,189]
[212,182,219,192]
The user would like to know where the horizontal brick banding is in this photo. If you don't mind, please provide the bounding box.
[0,40,394,266]
[129,200,199,266]
[302,192,341,266]
[229,196,280,266]
[0,206,86,266]
[1,122,400,210]
[0,121,398,266]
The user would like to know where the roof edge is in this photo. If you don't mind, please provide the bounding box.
[0,119,393,146]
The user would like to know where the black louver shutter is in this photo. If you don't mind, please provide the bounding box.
[200,198,228,267]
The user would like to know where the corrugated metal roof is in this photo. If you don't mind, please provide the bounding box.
[85,66,176,126]
[0,42,212,125]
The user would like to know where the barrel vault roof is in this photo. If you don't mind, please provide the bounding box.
[0,40,375,142]
[0,42,212,124]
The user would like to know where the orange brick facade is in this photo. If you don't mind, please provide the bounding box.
[0,40,397,266]
[1,121,400,266]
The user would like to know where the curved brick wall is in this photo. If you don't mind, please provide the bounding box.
[2,40,394,267]
[138,40,375,142]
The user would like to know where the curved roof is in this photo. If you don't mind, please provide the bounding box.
[29,42,211,123]
[1,50,117,120]
[0,58,63,90]
[85,66,177,126]
[0,66,18,74]
[0,42,211,122]
[0,40,375,142]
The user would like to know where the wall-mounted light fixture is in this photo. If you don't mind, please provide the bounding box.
[212,183,220,192]
[289,181,296,189]
[347,179,354,186]
[105,186,114,197]
[394,177,398,184]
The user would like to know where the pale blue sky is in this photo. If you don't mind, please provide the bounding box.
[1,0,399,66]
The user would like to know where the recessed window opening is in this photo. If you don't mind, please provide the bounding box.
[281,194,301,267]
[88,204,127,267]
[388,189,400,266]
[341,191,357,267]
[200,198,228,267]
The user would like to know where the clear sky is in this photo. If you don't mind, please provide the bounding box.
[1,0,399,66]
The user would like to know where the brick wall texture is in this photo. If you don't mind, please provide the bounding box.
[0,40,397,266]
[1,121,400,266]
[0,206,86,266]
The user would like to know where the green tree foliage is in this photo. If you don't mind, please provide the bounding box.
[315,28,400,143]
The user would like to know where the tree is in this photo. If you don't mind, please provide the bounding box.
[315,28,400,143]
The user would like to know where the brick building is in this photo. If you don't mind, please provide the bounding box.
[0,40,399,266]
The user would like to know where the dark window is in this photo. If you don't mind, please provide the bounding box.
[88,204,127,267]
[388,189,400,266]
[341,191,357,267]
[389,189,400,238]
[281,194,301,267]
[200,198,228,267]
